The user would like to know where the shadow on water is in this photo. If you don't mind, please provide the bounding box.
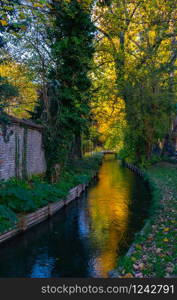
[0,154,151,278]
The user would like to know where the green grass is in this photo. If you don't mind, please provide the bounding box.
[0,153,103,234]
[116,162,177,278]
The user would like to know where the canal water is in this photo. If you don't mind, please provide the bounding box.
[0,155,150,278]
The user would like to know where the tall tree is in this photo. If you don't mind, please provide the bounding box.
[92,0,177,164]
[36,0,95,181]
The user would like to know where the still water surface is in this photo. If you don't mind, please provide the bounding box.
[0,155,150,277]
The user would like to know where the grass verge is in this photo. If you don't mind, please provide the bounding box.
[116,162,177,278]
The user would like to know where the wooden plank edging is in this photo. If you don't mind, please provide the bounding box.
[124,162,144,177]
[0,179,93,245]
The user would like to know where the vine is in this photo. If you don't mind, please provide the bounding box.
[0,113,13,143]
[22,127,28,179]
[41,0,95,181]
[15,132,20,178]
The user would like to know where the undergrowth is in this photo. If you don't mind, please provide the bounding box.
[116,162,177,278]
[0,153,102,234]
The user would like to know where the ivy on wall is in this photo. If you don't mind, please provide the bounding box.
[15,132,20,178]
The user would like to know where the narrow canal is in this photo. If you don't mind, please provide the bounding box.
[0,155,150,278]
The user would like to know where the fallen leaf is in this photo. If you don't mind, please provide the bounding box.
[163,238,169,242]
[122,273,134,278]
[131,257,136,262]
[135,272,143,278]
[163,227,170,232]
[156,248,162,254]
[0,19,8,26]
[166,267,174,273]
[135,244,142,250]
[139,263,145,270]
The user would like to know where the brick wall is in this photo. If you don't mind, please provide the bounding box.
[0,117,46,180]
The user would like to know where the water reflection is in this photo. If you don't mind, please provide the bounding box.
[31,254,55,278]
[0,155,150,278]
[80,155,133,277]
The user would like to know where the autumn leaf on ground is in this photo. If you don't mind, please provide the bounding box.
[163,238,169,242]
[163,227,170,232]
[122,273,134,278]
[0,20,8,26]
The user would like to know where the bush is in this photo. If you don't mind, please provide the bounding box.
[0,181,68,213]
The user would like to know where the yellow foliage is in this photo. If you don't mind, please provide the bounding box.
[0,61,37,118]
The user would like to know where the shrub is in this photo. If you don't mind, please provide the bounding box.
[0,187,36,212]
[0,153,103,227]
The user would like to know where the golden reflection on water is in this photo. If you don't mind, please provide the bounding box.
[87,155,134,277]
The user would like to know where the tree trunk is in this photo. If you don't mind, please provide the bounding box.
[70,133,82,161]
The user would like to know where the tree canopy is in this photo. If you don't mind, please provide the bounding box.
[0,0,176,173]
